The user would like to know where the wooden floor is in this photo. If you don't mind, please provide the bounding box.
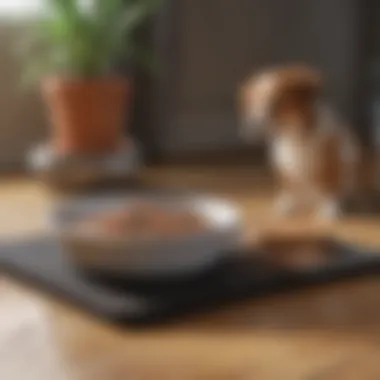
[2,164,380,380]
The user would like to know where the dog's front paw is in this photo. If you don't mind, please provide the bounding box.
[315,199,341,221]
[274,193,297,217]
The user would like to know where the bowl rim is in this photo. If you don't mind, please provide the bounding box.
[53,191,242,248]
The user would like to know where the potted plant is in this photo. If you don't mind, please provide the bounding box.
[21,0,162,155]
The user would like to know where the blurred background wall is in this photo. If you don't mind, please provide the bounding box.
[153,0,362,156]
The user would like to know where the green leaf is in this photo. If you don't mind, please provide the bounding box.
[19,0,166,85]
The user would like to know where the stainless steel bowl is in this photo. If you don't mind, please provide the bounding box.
[54,192,242,278]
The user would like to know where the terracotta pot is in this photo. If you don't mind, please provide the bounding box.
[42,77,132,155]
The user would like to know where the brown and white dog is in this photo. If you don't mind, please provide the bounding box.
[239,65,372,220]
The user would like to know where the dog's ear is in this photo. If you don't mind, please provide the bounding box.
[238,70,280,123]
[270,66,323,120]
[276,66,323,104]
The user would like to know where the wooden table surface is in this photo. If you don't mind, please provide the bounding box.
[2,165,380,380]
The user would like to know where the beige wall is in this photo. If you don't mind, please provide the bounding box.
[0,21,46,170]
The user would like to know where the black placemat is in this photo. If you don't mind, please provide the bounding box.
[0,237,379,326]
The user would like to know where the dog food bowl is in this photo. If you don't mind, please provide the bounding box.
[53,192,242,278]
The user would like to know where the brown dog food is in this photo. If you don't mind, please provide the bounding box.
[77,202,206,240]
